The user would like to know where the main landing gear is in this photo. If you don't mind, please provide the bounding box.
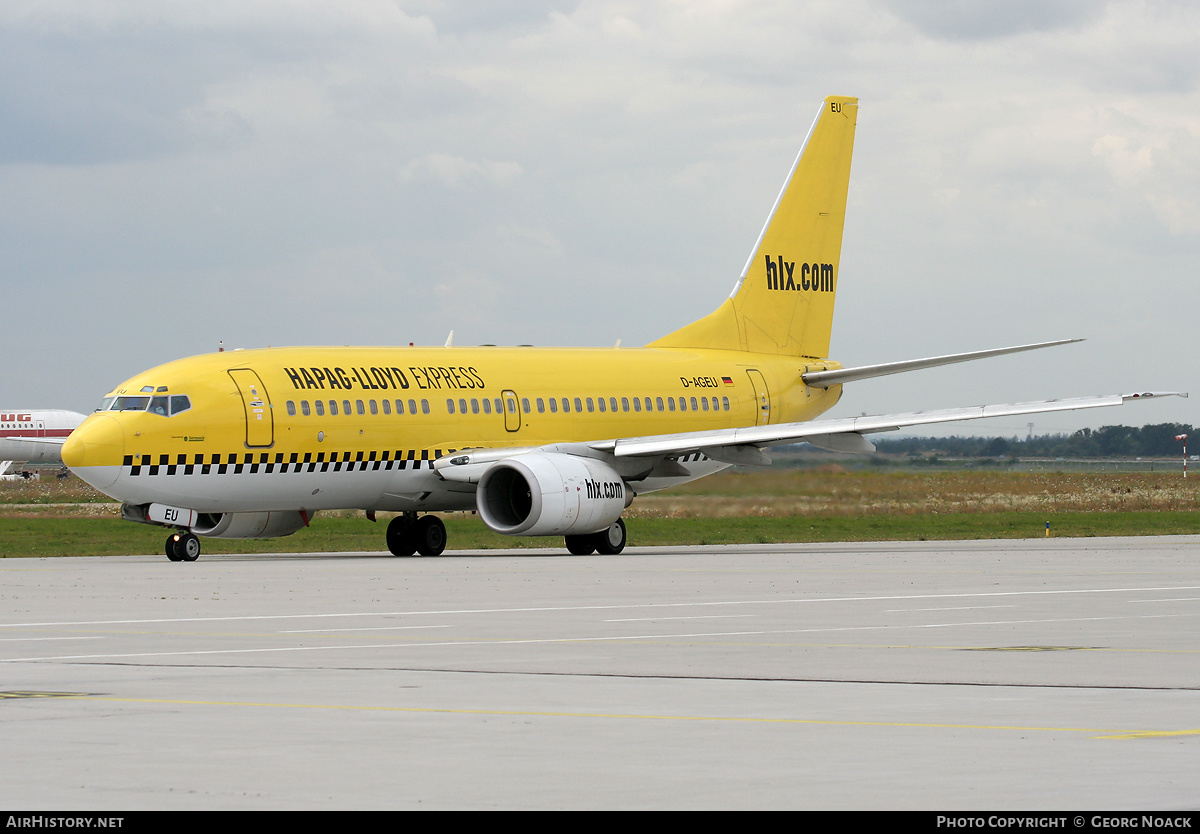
[166,531,201,562]
[564,518,626,556]
[387,513,447,557]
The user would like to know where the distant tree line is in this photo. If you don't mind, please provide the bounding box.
[873,424,1195,459]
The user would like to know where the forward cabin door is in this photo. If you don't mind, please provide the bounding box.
[228,368,274,448]
[745,370,772,425]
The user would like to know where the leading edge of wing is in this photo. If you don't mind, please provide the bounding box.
[594,391,1187,458]
[1,436,68,449]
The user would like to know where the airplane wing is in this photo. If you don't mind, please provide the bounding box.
[2,436,68,447]
[436,391,1186,480]
[0,435,70,463]
[595,392,1183,460]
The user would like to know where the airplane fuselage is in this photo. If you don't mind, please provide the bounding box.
[65,345,842,514]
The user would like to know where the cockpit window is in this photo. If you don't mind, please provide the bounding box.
[100,394,191,416]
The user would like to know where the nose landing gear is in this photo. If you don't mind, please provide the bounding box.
[166,531,201,562]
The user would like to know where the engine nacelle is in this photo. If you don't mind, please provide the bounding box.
[477,453,629,536]
[190,510,312,539]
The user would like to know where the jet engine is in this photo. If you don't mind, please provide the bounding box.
[190,510,312,539]
[476,453,630,536]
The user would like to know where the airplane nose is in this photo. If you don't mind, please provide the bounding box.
[62,414,124,491]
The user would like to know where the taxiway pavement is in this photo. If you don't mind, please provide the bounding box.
[2,536,1198,809]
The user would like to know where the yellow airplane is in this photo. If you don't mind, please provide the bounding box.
[62,96,1182,561]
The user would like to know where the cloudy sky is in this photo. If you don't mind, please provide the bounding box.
[2,0,1197,437]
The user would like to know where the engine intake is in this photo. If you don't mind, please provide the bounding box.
[477,453,629,536]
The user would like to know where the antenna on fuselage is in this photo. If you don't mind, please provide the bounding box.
[445,331,454,347]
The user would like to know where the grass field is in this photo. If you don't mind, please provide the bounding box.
[2,468,1199,557]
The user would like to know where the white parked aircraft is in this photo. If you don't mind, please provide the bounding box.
[1,409,86,476]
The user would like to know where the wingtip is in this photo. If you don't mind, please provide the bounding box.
[1121,391,1188,400]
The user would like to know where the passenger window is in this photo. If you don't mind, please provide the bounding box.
[574,397,583,413]
[690,397,698,411]
[382,400,391,415]
[722,396,729,410]
[370,400,378,415]
[632,397,640,412]
[701,397,709,411]
[421,400,429,414]
[596,397,605,413]
[329,400,338,416]
[472,399,480,414]
[343,400,351,415]
[483,398,492,414]
[549,398,557,413]
[536,398,545,414]
[409,400,418,415]
[315,400,325,416]
[459,398,468,414]
[656,397,664,412]
[561,398,570,413]
[356,400,365,416]
[301,401,311,416]
[286,401,296,416]
[447,399,456,414]
[522,398,531,414]
[668,398,676,412]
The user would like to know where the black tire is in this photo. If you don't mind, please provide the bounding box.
[593,518,626,555]
[177,532,201,562]
[413,515,447,557]
[386,515,417,557]
[565,535,595,556]
[166,535,183,562]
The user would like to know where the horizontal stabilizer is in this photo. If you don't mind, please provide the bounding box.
[803,339,1083,388]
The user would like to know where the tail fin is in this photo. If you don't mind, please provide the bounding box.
[649,96,857,358]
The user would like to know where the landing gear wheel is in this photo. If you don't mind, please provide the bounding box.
[168,532,201,562]
[413,515,447,557]
[386,515,417,557]
[593,518,627,555]
[565,535,596,556]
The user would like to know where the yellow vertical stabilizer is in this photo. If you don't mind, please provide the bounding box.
[650,96,857,358]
